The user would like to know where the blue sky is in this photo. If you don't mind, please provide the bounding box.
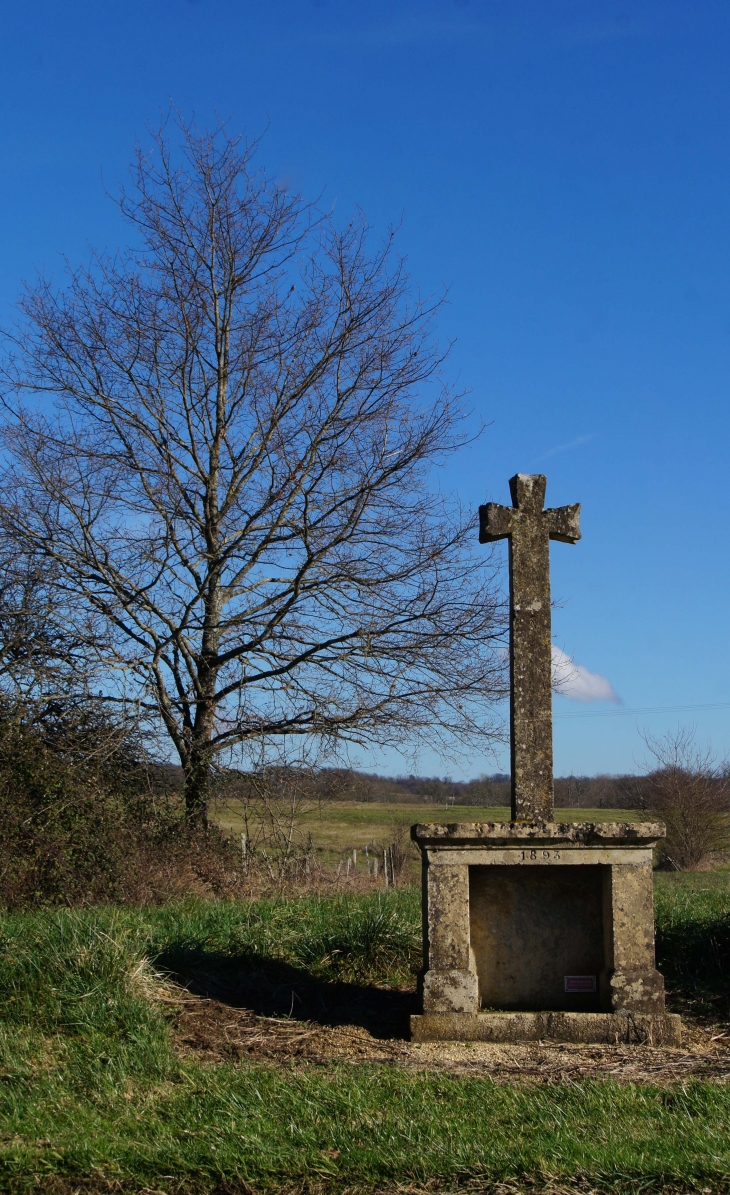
[1,0,729,777]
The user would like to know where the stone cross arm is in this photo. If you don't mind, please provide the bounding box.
[478,474,581,546]
[544,504,582,544]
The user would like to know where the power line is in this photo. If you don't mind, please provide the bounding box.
[554,701,730,721]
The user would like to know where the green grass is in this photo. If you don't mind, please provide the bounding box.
[147,888,422,992]
[655,871,730,1019]
[0,878,728,1192]
[212,799,645,862]
[4,1063,730,1193]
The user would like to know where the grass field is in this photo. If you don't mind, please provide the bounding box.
[212,799,644,862]
[0,875,729,1192]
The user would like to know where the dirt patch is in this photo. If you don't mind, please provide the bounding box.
[174,994,410,1065]
[170,988,730,1084]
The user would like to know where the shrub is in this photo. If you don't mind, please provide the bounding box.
[641,729,730,870]
[0,699,239,907]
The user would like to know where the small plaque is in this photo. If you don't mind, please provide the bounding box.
[565,975,596,993]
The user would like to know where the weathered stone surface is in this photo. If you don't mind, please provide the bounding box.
[604,859,657,970]
[469,864,605,1011]
[412,821,665,846]
[410,1011,682,1047]
[418,861,478,1014]
[414,820,668,1024]
[421,969,480,1014]
[410,472,674,1045]
[606,968,666,1018]
[479,473,580,821]
[422,862,471,972]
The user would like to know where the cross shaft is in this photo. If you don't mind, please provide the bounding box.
[479,474,580,821]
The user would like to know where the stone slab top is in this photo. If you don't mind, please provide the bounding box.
[411,821,665,848]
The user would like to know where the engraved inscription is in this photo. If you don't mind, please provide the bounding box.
[519,849,561,861]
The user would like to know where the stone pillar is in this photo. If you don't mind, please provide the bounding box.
[479,473,580,820]
[420,858,479,1013]
[602,862,666,1016]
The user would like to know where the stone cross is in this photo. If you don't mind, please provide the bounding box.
[479,474,580,821]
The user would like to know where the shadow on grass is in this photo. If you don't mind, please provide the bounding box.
[658,930,730,1020]
[156,876,730,1034]
[656,877,730,1021]
[155,945,416,1039]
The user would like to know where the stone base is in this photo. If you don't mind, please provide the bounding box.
[411,1011,682,1046]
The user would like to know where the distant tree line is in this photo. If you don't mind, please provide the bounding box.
[554,775,638,809]
[318,770,511,805]
[319,768,729,824]
[317,770,638,807]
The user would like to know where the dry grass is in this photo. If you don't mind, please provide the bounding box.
[170,988,730,1086]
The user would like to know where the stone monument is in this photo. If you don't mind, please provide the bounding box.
[410,473,680,1045]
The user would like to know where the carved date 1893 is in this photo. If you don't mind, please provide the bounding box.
[519,849,560,861]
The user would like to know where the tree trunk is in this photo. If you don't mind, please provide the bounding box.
[183,750,211,829]
[183,700,217,829]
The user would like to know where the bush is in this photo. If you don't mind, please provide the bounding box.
[0,699,239,907]
[641,729,730,870]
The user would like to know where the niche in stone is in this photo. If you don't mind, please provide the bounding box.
[469,864,604,1012]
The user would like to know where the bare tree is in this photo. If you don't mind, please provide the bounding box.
[640,728,730,870]
[233,760,328,887]
[0,554,81,700]
[0,117,506,825]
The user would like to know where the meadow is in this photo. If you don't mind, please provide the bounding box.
[211,800,644,870]
[0,873,729,1193]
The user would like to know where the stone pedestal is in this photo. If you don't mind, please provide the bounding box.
[411,821,681,1046]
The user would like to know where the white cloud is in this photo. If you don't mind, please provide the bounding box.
[551,645,621,704]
